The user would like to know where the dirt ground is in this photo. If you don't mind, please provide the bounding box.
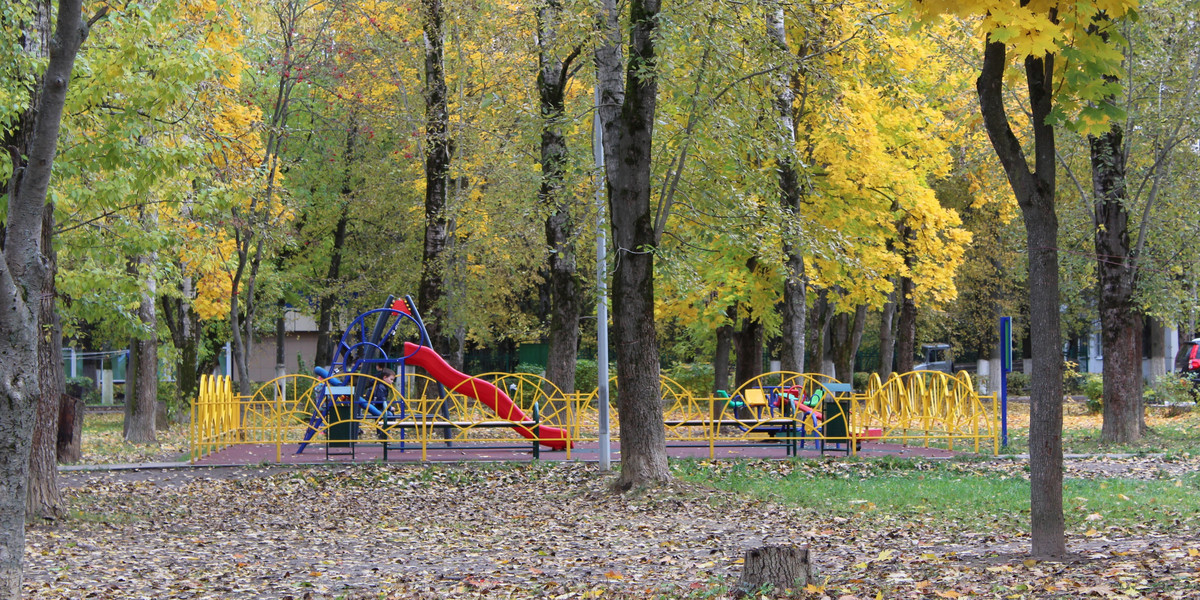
[24,455,1200,599]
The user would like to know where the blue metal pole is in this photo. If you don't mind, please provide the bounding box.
[1000,316,1012,447]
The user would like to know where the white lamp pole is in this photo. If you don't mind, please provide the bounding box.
[593,86,611,471]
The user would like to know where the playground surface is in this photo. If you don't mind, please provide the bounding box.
[189,438,962,466]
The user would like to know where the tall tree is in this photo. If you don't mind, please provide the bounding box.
[417,0,453,355]
[0,0,98,593]
[229,0,329,394]
[1089,116,1144,442]
[313,119,356,369]
[124,214,158,443]
[912,0,1137,557]
[766,0,807,374]
[976,22,1066,559]
[596,0,670,489]
[536,0,583,395]
[1064,4,1200,443]
[4,0,63,524]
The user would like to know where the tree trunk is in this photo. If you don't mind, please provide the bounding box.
[274,301,286,388]
[314,123,356,369]
[125,250,158,444]
[1,0,92,592]
[733,312,764,390]
[735,545,812,596]
[713,308,734,394]
[1148,316,1165,382]
[879,285,897,378]
[417,0,453,358]
[228,240,260,396]
[896,275,917,373]
[830,304,867,382]
[56,395,83,463]
[712,308,734,419]
[538,7,581,398]
[161,274,202,408]
[596,0,669,490]
[28,202,63,520]
[1090,124,1144,442]
[314,205,349,368]
[768,3,808,376]
[809,291,835,377]
[977,38,1065,558]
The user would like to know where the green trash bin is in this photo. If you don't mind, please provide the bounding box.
[327,400,359,450]
[821,398,853,456]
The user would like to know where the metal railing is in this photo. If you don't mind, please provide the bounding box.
[191,370,999,462]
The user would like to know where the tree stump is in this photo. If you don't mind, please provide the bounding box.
[735,544,812,596]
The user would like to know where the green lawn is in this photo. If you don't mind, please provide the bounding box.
[672,457,1200,535]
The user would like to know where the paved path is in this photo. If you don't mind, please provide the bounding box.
[184,438,963,466]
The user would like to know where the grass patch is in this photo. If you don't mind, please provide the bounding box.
[998,401,1200,456]
[1063,475,1200,529]
[78,412,190,465]
[673,458,1200,535]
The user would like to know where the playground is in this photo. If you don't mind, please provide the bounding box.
[189,295,1001,467]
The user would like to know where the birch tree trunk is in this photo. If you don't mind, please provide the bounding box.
[766,3,808,375]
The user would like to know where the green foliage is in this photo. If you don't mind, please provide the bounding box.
[574,359,616,394]
[1007,372,1030,396]
[663,363,714,397]
[513,362,544,376]
[1145,376,1195,406]
[1082,374,1104,414]
[852,371,870,391]
[574,359,598,394]
[157,379,179,419]
[66,376,102,405]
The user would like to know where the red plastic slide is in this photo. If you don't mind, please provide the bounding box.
[403,343,572,450]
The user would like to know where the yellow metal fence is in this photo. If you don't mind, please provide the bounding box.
[191,370,999,462]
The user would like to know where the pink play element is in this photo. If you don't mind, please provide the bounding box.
[403,342,572,450]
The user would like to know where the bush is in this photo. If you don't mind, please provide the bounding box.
[513,362,545,376]
[66,376,101,404]
[574,359,616,394]
[157,379,178,419]
[1063,360,1084,394]
[852,372,870,391]
[1145,375,1195,406]
[663,363,715,398]
[1007,372,1031,396]
[1081,373,1103,414]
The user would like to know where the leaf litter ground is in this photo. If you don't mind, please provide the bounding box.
[24,454,1200,599]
